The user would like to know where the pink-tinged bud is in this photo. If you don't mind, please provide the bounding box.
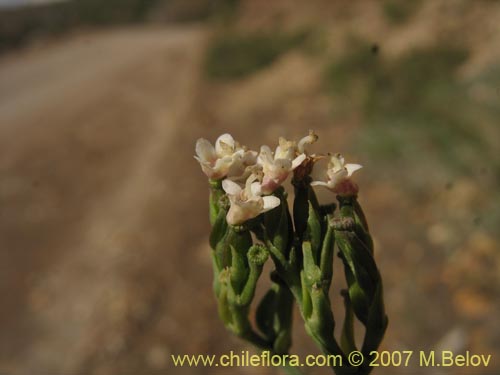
[333,179,359,197]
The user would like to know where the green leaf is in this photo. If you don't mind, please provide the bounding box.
[340,290,357,354]
[352,199,374,256]
[293,184,309,240]
[273,283,294,355]
[302,241,321,287]
[230,245,249,295]
[319,219,335,290]
[335,229,370,324]
[216,270,233,326]
[236,245,268,306]
[361,282,389,356]
[306,201,322,263]
[208,179,224,225]
[256,288,278,341]
[308,285,335,335]
[211,251,222,298]
[209,207,228,250]
[264,188,291,255]
[214,230,232,270]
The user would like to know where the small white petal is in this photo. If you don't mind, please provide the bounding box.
[310,158,328,181]
[215,133,236,156]
[242,150,258,165]
[262,196,281,211]
[275,137,295,159]
[199,163,216,178]
[327,169,347,187]
[297,131,318,153]
[226,206,244,226]
[345,163,363,177]
[195,138,216,162]
[329,154,344,172]
[250,181,262,197]
[291,154,307,170]
[271,158,292,172]
[225,154,248,179]
[212,156,234,177]
[337,154,345,166]
[222,179,242,195]
[310,181,330,187]
[258,145,274,165]
[226,199,263,225]
[232,148,245,157]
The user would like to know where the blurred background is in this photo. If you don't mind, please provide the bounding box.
[1,0,499,374]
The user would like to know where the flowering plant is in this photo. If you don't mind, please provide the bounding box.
[195,132,388,375]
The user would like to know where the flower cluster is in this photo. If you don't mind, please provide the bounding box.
[195,131,362,226]
[197,132,387,374]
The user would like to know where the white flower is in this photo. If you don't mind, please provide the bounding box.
[274,137,296,160]
[195,134,257,180]
[297,130,318,154]
[222,174,281,225]
[310,154,362,194]
[257,136,308,194]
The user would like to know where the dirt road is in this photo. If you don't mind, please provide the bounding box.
[4,13,498,375]
[0,26,224,374]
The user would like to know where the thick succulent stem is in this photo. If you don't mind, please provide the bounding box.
[204,149,387,375]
